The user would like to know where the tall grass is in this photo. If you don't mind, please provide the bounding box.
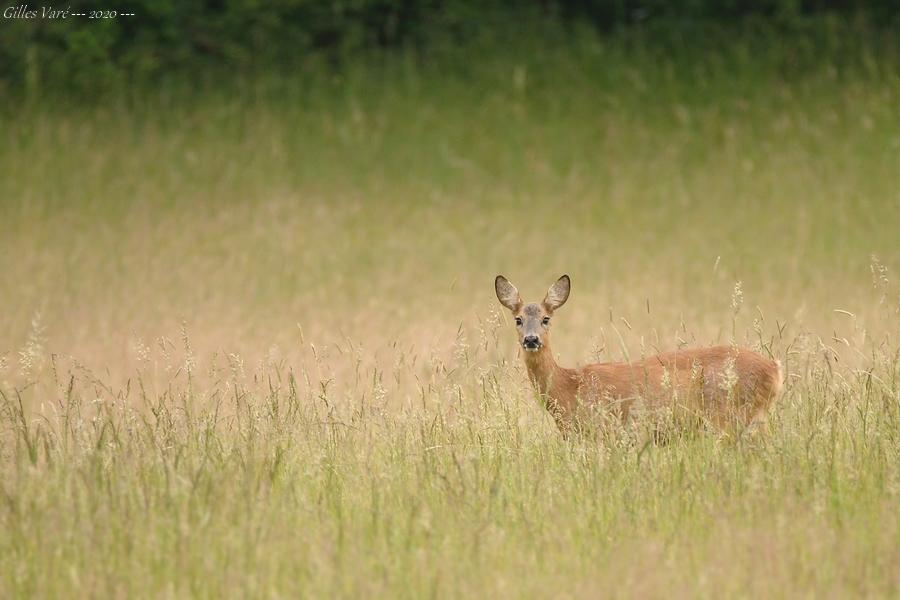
[1,23,899,597]
[1,311,898,596]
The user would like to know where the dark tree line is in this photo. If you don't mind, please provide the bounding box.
[1,0,896,95]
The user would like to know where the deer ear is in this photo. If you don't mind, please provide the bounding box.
[495,275,522,312]
[543,274,570,311]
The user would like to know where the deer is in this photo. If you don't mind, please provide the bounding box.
[495,274,783,437]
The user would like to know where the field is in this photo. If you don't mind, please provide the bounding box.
[2,26,900,597]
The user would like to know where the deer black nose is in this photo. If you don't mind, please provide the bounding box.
[523,335,541,348]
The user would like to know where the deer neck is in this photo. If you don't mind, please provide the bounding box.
[522,344,565,396]
[522,343,577,432]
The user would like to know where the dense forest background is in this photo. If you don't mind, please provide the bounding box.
[1,0,898,97]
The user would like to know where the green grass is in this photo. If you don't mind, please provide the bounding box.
[1,25,900,597]
[2,347,899,597]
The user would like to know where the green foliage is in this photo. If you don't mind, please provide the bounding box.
[1,0,898,96]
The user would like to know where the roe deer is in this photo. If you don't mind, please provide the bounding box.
[495,274,782,436]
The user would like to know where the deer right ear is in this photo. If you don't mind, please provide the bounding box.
[543,274,570,311]
[495,275,522,312]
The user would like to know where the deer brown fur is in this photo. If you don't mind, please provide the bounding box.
[496,274,783,435]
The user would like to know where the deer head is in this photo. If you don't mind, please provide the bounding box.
[495,274,570,353]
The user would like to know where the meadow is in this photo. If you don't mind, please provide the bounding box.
[1,24,900,597]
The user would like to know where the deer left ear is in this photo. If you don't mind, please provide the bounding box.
[543,274,570,311]
[495,275,523,312]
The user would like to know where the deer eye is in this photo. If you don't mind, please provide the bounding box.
[542,317,550,325]
[515,317,523,326]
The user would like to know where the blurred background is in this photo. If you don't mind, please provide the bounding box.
[2,0,899,96]
[1,0,899,380]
